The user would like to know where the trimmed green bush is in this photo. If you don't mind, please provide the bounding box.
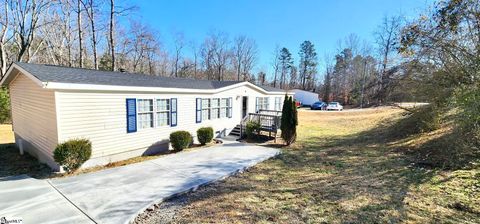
[197,127,214,145]
[246,120,261,139]
[53,138,92,173]
[170,131,192,151]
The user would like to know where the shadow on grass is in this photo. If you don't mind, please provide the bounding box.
[0,143,52,179]
[318,109,480,171]
[152,113,463,223]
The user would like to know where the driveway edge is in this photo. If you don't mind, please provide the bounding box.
[127,149,281,224]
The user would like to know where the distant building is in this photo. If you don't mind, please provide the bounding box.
[292,89,319,106]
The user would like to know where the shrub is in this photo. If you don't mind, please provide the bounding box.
[388,105,442,139]
[197,127,214,145]
[457,86,480,146]
[246,121,261,139]
[53,138,92,173]
[0,87,10,124]
[170,131,192,151]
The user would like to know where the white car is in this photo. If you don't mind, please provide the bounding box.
[326,102,343,111]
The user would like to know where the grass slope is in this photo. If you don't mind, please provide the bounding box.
[142,108,479,223]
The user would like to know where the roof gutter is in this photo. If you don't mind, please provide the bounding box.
[44,81,289,95]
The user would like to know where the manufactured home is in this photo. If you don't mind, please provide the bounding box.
[292,89,319,106]
[0,62,290,170]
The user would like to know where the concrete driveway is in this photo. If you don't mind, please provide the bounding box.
[0,142,279,224]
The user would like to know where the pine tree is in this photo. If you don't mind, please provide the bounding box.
[298,41,318,90]
[323,70,332,102]
[281,94,290,131]
[292,98,298,126]
[278,48,293,89]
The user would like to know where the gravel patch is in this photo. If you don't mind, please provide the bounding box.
[133,195,190,224]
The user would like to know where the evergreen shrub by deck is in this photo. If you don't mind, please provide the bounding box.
[246,121,261,139]
[281,95,298,145]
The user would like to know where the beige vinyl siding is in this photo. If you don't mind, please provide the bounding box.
[9,73,58,157]
[55,85,275,159]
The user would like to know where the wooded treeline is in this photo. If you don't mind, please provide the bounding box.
[0,0,478,112]
[0,0,259,82]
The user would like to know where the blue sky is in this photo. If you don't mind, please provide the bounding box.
[134,0,433,77]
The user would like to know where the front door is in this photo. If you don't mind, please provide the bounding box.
[242,96,248,118]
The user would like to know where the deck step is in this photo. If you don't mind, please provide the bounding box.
[229,125,242,136]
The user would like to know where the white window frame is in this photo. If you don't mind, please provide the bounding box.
[202,98,211,121]
[220,98,228,118]
[156,99,170,127]
[137,99,154,130]
[137,98,171,130]
[256,97,270,111]
[200,98,231,121]
[211,98,220,119]
[275,97,282,111]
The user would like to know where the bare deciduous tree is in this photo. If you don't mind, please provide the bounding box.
[172,32,184,77]
[10,0,52,62]
[375,15,402,103]
[189,40,199,78]
[0,0,11,77]
[75,0,84,67]
[271,45,280,88]
[81,0,99,69]
[205,31,230,81]
[108,0,115,71]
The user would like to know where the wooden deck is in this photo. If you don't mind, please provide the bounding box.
[239,110,282,140]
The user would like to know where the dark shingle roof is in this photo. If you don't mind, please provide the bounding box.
[259,85,285,92]
[12,62,286,92]
[14,62,244,90]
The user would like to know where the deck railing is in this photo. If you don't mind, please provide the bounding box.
[248,113,281,130]
[239,111,282,138]
[258,109,282,117]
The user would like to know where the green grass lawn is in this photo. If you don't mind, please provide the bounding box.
[151,108,479,223]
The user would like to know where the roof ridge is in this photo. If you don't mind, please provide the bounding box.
[8,62,286,92]
[15,62,246,84]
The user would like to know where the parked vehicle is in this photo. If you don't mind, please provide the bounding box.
[310,101,327,110]
[295,101,301,108]
[326,102,343,111]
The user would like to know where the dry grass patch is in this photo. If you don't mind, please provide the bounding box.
[53,141,221,178]
[137,107,479,223]
[0,124,14,144]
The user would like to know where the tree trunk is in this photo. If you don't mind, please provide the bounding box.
[237,62,241,81]
[86,0,98,69]
[77,0,83,68]
[109,0,116,71]
[0,1,8,78]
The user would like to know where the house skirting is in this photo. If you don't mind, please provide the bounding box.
[14,134,61,171]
